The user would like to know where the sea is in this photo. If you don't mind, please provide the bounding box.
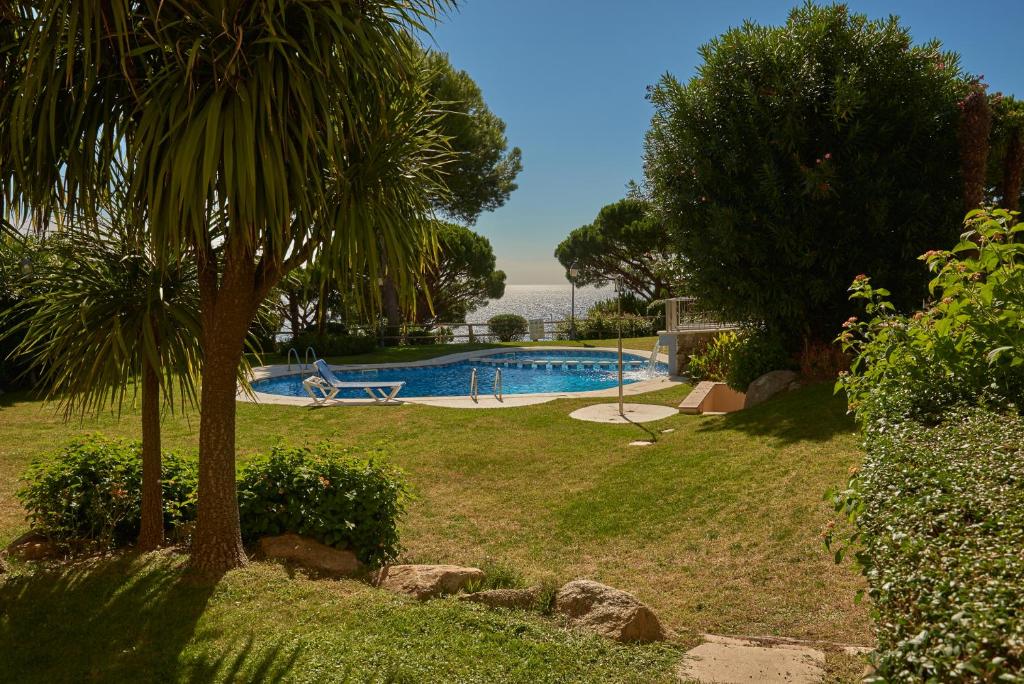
[466,283,615,325]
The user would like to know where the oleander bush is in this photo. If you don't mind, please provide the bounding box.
[828,410,1024,681]
[487,314,529,342]
[18,436,197,548]
[237,445,409,565]
[287,331,377,358]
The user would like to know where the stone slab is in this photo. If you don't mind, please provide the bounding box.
[678,634,825,683]
[569,402,678,424]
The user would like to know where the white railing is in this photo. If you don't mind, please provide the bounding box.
[304,346,317,370]
[286,348,301,371]
[494,368,503,402]
[469,367,479,402]
[663,297,735,331]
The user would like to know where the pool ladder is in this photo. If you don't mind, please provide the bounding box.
[469,368,479,402]
[286,346,317,371]
[494,368,503,402]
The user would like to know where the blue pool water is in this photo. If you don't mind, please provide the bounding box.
[253,350,667,399]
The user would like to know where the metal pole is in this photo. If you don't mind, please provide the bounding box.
[571,281,576,340]
[617,280,624,416]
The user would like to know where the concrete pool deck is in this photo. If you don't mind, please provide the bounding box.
[239,346,683,409]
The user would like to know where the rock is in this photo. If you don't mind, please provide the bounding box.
[743,370,799,408]
[374,564,485,600]
[457,586,541,610]
[554,579,666,643]
[259,533,364,577]
[4,531,61,561]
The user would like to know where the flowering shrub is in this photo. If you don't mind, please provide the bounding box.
[18,436,197,548]
[237,445,409,565]
[828,410,1024,681]
[837,208,1024,423]
[831,207,1024,679]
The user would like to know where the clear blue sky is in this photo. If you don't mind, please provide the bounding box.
[424,0,1024,285]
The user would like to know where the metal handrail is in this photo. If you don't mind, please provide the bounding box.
[494,368,503,402]
[286,348,301,371]
[304,346,317,370]
[469,367,478,402]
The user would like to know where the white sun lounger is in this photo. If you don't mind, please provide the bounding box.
[303,359,405,404]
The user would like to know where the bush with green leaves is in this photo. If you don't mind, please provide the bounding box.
[726,328,793,391]
[287,331,377,358]
[18,436,197,548]
[838,208,1024,423]
[645,2,969,346]
[687,331,739,382]
[686,328,792,390]
[555,313,653,340]
[828,409,1024,680]
[487,314,528,342]
[237,445,409,566]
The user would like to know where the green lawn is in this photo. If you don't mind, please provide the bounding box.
[0,338,871,681]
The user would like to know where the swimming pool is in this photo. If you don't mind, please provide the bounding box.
[251,349,668,399]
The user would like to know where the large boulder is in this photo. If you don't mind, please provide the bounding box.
[554,579,667,643]
[457,586,541,610]
[259,533,364,577]
[4,531,61,561]
[743,370,799,408]
[374,564,485,600]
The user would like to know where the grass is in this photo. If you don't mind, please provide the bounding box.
[0,337,872,681]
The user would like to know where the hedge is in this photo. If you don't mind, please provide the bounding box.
[829,410,1024,680]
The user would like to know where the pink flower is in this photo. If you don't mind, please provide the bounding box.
[824,153,832,160]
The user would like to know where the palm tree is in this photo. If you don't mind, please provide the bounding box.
[2,1,452,572]
[9,216,202,551]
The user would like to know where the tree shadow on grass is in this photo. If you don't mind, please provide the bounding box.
[693,382,857,446]
[0,553,300,683]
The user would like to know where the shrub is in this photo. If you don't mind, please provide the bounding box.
[686,328,792,390]
[555,313,653,340]
[287,331,377,358]
[17,436,197,548]
[237,445,409,565]
[687,331,739,382]
[725,328,793,391]
[838,208,1024,423]
[828,409,1024,680]
[487,314,528,342]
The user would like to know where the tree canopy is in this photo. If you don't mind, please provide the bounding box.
[1,0,452,572]
[644,2,969,343]
[554,198,683,301]
[423,50,522,225]
[416,222,505,324]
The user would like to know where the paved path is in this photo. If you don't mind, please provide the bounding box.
[677,634,871,683]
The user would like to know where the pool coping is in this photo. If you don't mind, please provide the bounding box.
[238,346,682,409]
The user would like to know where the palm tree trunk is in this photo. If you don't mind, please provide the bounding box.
[382,276,401,346]
[191,255,254,574]
[138,362,164,551]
